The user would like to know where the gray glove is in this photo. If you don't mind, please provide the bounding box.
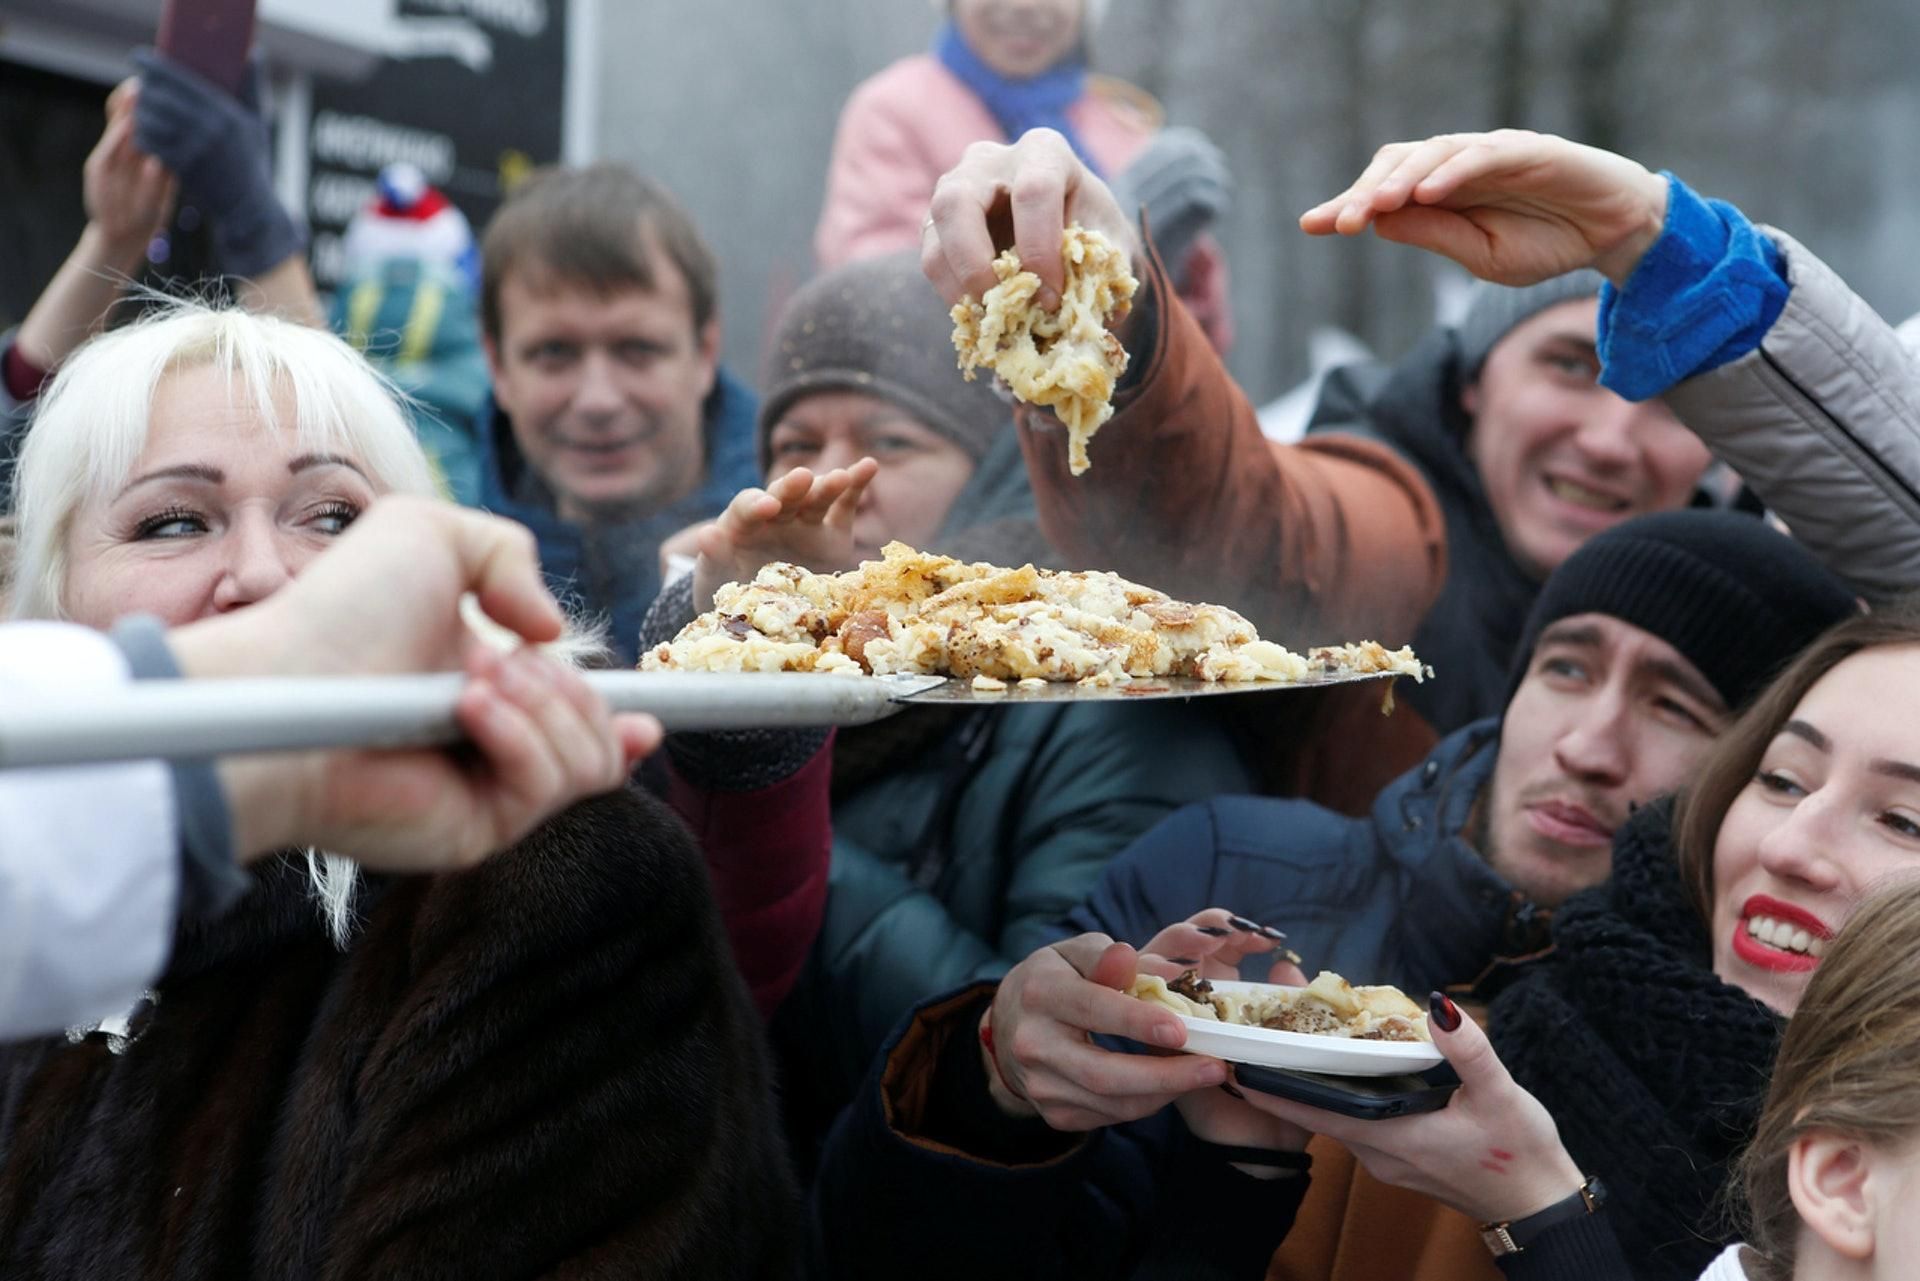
[132,48,304,279]
[1108,125,1232,270]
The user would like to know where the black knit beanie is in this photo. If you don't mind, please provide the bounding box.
[756,251,1011,475]
[1505,510,1859,714]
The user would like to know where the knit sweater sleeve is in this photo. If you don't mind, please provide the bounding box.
[1597,174,1789,402]
[1495,1209,1639,1281]
[1017,235,1445,647]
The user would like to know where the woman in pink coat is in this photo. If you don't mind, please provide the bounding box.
[814,0,1235,352]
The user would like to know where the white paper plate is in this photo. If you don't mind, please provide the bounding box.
[1172,981,1444,1077]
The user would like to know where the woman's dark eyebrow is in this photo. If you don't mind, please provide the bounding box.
[288,453,371,481]
[115,463,224,499]
[1873,758,1920,786]
[1784,719,1833,752]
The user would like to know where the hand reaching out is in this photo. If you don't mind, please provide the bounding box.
[1299,129,1669,287]
[690,459,878,610]
[1140,907,1306,986]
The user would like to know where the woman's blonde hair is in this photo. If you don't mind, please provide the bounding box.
[1736,880,1920,1280]
[7,301,441,946]
[7,300,437,622]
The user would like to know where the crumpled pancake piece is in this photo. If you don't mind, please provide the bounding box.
[950,224,1138,476]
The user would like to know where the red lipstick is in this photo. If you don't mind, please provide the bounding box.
[1730,895,1831,974]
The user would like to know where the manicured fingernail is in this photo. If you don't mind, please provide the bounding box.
[1260,926,1289,942]
[1167,956,1198,966]
[1196,926,1231,937]
[1228,916,1262,933]
[1429,991,1461,1032]
[1219,1081,1246,1101]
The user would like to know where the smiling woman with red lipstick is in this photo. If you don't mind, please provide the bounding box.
[1677,611,1920,1017]
[1232,607,1920,1281]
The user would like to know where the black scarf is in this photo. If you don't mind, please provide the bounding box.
[1489,799,1784,1280]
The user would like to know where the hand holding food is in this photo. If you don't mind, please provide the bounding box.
[1234,994,1588,1224]
[1299,129,1669,287]
[980,933,1229,1130]
[690,460,879,611]
[920,127,1139,311]
[950,224,1137,475]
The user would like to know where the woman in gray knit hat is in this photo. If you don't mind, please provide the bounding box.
[651,251,1251,1174]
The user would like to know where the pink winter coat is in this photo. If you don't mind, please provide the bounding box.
[814,53,1234,353]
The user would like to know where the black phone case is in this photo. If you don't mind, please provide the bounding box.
[1232,1064,1460,1120]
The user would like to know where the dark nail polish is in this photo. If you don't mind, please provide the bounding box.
[1260,925,1289,942]
[1219,1081,1246,1101]
[1228,916,1262,933]
[1196,926,1231,937]
[1428,991,1461,1032]
[1168,956,1198,966]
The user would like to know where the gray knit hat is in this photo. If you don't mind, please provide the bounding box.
[757,252,1012,475]
[1455,270,1607,381]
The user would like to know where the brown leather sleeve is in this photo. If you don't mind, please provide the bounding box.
[1018,240,1447,649]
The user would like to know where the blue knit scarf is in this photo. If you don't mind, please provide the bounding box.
[934,20,1103,177]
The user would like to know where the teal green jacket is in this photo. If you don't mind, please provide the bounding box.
[778,699,1252,1130]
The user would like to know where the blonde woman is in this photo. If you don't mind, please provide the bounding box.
[0,303,801,1278]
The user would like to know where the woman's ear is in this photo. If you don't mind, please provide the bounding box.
[1788,1129,1876,1261]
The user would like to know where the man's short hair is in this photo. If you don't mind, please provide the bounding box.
[479,162,718,342]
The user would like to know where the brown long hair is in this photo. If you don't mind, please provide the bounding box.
[1734,879,1920,1280]
[1672,601,1920,925]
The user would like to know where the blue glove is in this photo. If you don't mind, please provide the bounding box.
[132,48,304,279]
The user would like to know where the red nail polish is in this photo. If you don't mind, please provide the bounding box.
[1428,991,1461,1032]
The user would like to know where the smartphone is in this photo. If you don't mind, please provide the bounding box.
[157,0,258,97]
[1233,1063,1460,1121]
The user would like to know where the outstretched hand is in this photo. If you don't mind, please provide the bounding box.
[1300,129,1669,287]
[1232,994,1587,1223]
[1140,907,1306,986]
[689,459,879,610]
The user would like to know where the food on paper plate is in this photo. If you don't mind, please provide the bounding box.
[1130,969,1432,1044]
[950,224,1138,476]
[640,542,1428,689]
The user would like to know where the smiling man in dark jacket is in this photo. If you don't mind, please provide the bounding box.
[473,163,758,664]
[811,509,1857,1280]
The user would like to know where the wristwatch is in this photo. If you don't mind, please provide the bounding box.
[1479,1175,1607,1257]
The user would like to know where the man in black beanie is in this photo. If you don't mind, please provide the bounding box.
[809,508,1860,1280]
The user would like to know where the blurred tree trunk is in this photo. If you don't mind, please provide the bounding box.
[1573,0,1636,151]
[1491,0,1532,127]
